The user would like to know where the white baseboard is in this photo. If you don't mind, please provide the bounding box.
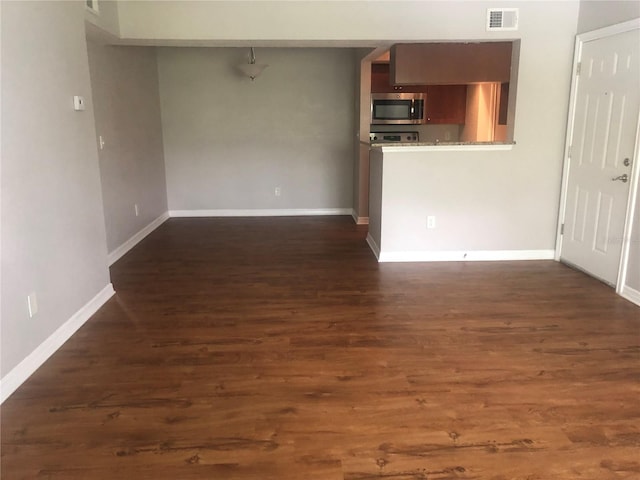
[0,283,115,404]
[169,208,352,217]
[620,285,640,306]
[366,233,381,260]
[108,212,169,266]
[377,249,556,263]
[351,209,370,225]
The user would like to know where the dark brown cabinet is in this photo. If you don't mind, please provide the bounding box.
[371,63,406,93]
[390,42,513,85]
[425,85,467,124]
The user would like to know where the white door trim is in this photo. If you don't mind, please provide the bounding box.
[555,18,640,294]
[618,102,640,293]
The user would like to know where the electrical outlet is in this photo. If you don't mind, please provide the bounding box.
[73,95,85,111]
[275,187,281,197]
[134,204,139,216]
[27,292,38,318]
[427,216,436,229]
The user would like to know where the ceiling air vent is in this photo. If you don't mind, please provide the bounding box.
[487,8,518,31]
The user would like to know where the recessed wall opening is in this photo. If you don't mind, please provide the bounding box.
[368,40,520,145]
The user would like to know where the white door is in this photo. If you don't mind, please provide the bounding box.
[560,25,640,286]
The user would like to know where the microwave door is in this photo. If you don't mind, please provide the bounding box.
[374,101,411,119]
[372,99,421,125]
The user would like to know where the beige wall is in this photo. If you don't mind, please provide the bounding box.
[116,1,570,45]
[85,0,120,37]
[366,3,579,255]
[376,148,555,254]
[86,42,168,254]
[1,1,110,377]
[368,149,384,251]
[577,0,640,33]
[157,47,355,212]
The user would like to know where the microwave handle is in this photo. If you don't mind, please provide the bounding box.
[413,99,424,120]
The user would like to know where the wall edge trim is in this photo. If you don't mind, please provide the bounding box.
[0,284,116,404]
[351,209,370,225]
[366,233,381,260]
[169,208,352,217]
[107,211,170,266]
[620,285,640,307]
[377,249,556,263]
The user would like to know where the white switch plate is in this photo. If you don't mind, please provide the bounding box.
[73,95,85,111]
[275,187,281,197]
[99,135,105,150]
[427,216,436,229]
[27,292,38,318]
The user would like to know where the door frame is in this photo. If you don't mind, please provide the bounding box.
[555,18,640,294]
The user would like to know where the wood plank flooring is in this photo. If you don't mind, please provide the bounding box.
[2,216,639,479]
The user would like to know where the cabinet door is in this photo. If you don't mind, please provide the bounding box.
[425,85,467,124]
[391,43,513,85]
[371,63,409,93]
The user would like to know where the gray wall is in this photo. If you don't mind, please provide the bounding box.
[86,42,168,254]
[157,48,355,211]
[1,1,110,376]
[355,53,372,220]
[577,0,640,33]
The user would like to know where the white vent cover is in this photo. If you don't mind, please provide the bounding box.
[487,8,518,31]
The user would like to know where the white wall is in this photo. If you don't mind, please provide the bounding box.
[86,42,168,255]
[577,0,640,33]
[157,47,355,212]
[1,1,111,377]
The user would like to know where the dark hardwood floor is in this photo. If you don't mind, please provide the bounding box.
[2,216,639,479]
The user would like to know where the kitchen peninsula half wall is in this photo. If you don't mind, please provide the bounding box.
[367,144,555,263]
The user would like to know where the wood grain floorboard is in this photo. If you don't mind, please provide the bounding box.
[2,216,639,479]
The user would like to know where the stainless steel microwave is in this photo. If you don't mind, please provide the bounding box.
[371,93,426,125]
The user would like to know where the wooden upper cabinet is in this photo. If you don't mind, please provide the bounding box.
[371,63,393,93]
[371,63,413,93]
[425,85,467,124]
[391,42,513,85]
